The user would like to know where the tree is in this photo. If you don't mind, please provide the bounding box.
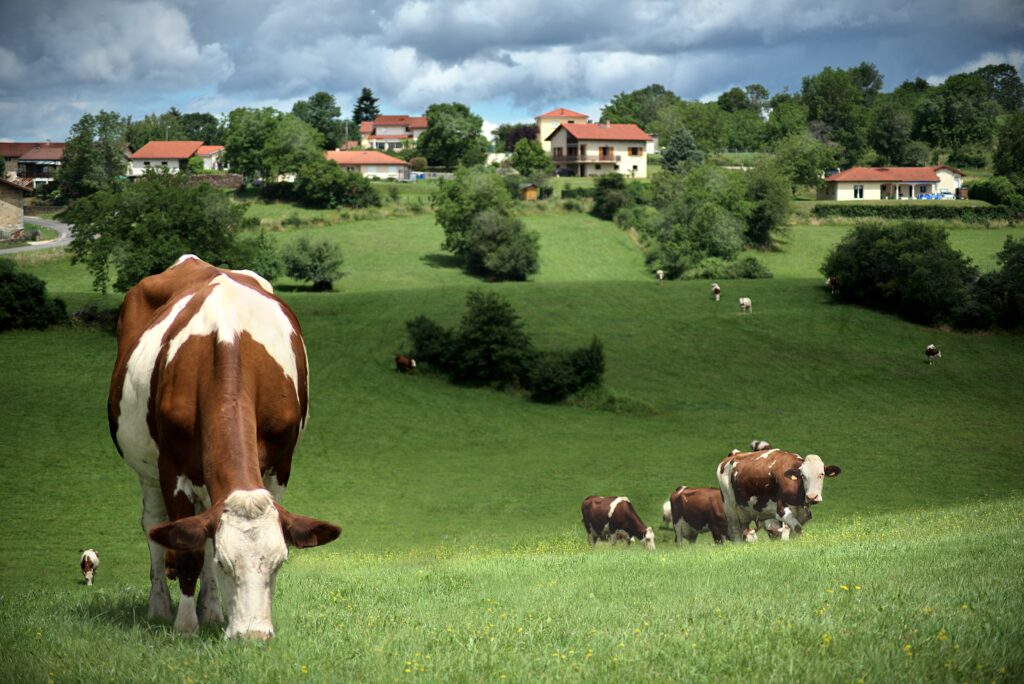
[744,161,791,248]
[352,87,380,123]
[914,74,998,160]
[661,127,704,171]
[801,67,869,165]
[591,173,631,221]
[972,63,1024,112]
[450,290,535,386]
[771,134,837,193]
[56,111,129,201]
[766,98,809,143]
[180,112,223,145]
[126,110,184,151]
[259,115,324,180]
[723,109,767,151]
[601,84,680,130]
[292,91,344,149]
[294,158,382,208]
[650,100,727,152]
[509,138,553,176]
[282,237,343,291]
[717,87,749,113]
[744,84,770,114]
[432,165,513,256]
[65,173,251,292]
[492,123,539,153]
[0,260,66,332]
[848,62,884,102]
[465,210,540,281]
[993,111,1024,182]
[417,102,488,168]
[869,97,914,164]
[223,108,323,182]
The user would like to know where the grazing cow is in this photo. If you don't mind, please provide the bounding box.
[717,449,840,542]
[661,499,673,525]
[581,496,655,550]
[668,486,758,544]
[80,549,100,586]
[925,344,941,365]
[655,269,665,283]
[711,283,721,301]
[395,354,417,372]
[109,255,341,639]
[738,297,752,313]
[758,506,813,540]
[825,276,839,295]
[750,439,771,451]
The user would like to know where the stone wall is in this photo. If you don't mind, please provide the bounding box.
[0,183,25,232]
[185,173,244,190]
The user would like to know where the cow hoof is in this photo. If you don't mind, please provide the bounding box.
[147,589,173,621]
[199,600,224,624]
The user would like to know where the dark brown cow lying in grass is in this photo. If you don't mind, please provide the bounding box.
[581,496,655,550]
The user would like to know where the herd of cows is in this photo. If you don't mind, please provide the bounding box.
[581,440,841,551]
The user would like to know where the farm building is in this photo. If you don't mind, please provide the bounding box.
[818,165,965,201]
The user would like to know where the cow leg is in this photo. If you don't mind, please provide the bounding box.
[163,487,203,634]
[139,478,173,621]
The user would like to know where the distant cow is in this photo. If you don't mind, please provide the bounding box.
[581,496,655,550]
[711,283,721,301]
[717,449,841,542]
[925,344,941,365]
[750,439,771,451]
[825,276,839,295]
[80,549,100,586]
[668,486,756,544]
[656,269,665,283]
[739,297,752,313]
[661,499,673,525]
[395,354,417,372]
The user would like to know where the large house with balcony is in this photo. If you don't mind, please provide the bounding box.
[128,141,225,177]
[818,165,965,201]
[359,115,428,151]
[535,108,589,152]
[324,150,410,180]
[546,123,653,178]
[14,142,65,188]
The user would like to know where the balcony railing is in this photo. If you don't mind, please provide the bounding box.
[552,153,621,163]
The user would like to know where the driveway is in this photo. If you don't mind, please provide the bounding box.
[2,216,73,254]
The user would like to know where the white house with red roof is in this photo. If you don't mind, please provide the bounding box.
[535,107,588,152]
[819,165,965,201]
[324,150,410,180]
[128,141,225,177]
[546,122,654,178]
[358,115,428,151]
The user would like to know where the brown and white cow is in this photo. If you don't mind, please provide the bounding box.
[80,549,100,586]
[717,449,840,542]
[668,486,755,545]
[711,283,721,301]
[109,255,341,639]
[925,344,941,365]
[395,354,417,372]
[581,496,655,550]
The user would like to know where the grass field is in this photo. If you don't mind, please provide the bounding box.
[1,208,1022,682]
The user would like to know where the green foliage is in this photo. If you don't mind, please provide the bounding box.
[971,63,1024,112]
[450,290,535,387]
[406,314,457,370]
[560,187,595,199]
[967,176,1024,211]
[771,133,837,192]
[591,173,632,221]
[465,210,540,281]
[690,255,773,279]
[868,97,914,164]
[292,91,344,149]
[432,166,513,251]
[650,100,728,153]
[914,74,998,158]
[766,97,810,143]
[801,66,869,165]
[821,221,979,326]
[185,156,204,174]
[509,138,553,176]
[234,229,282,281]
[986,237,1024,327]
[744,162,792,248]
[601,83,680,129]
[293,158,382,208]
[409,157,428,172]
[223,108,323,182]
[65,172,251,292]
[528,337,604,403]
[56,110,129,201]
[811,203,1013,223]
[417,102,488,168]
[351,87,380,123]
[661,127,704,172]
[282,237,343,291]
[848,61,884,101]
[493,123,540,153]
[0,260,66,332]
[993,111,1024,182]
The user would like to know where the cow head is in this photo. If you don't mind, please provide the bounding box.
[641,527,656,550]
[148,489,340,639]
[80,549,99,586]
[783,454,841,505]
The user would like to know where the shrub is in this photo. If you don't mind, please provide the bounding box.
[282,213,304,227]
[744,162,791,248]
[949,144,989,169]
[0,260,67,332]
[976,236,1024,329]
[406,315,456,370]
[387,185,401,203]
[968,176,1024,211]
[691,256,773,280]
[591,173,630,221]
[561,187,595,199]
[811,203,1013,223]
[409,157,428,172]
[465,210,540,281]
[282,237,343,291]
[233,229,282,281]
[449,290,535,387]
[69,303,119,333]
[293,158,382,209]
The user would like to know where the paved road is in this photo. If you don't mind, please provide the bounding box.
[2,216,73,254]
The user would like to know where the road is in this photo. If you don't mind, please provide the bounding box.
[3,216,73,254]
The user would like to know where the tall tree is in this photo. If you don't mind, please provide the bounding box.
[509,138,553,176]
[352,87,380,123]
[766,97,809,143]
[914,73,998,158]
[771,133,837,194]
[869,97,914,164]
[848,62,884,102]
[57,111,128,201]
[417,102,488,168]
[180,113,224,145]
[972,63,1024,112]
[801,67,869,165]
[223,108,323,182]
[292,91,344,149]
[993,111,1024,181]
[126,110,185,151]
[601,84,680,130]
[717,87,749,113]
[661,127,704,171]
[492,123,539,152]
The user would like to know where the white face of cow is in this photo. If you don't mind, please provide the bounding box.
[798,454,841,504]
[213,490,288,640]
[642,527,656,550]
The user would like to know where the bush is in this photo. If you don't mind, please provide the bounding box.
[233,229,282,281]
[449,290,535,387]
[968,176,1024,211]
[0,260,67,332]
[690,256,773,280]
[409,157,428,172]
[293,158,382,209]
[591,173,630,221]
[464,211,540,281]
[976,236,1024,329]
[69,303,119,332]
[387,185,401,203]
[282,237,343,291]
[527,337,605,403]
[406,315,456,370]
[811,203,1013,223]
[561,187,595,199]
[949,144,989,169]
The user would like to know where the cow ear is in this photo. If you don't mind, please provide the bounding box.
[149,513,216,551]
[278,506,341,548]
[824,465,842,477]
[783,468,801,481]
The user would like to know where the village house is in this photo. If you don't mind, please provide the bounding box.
[16,142,66,188]
[546,122,653,178]
[1,143,44,180]
[324,149,410,180]
[128,141,225,177]
[0,178,30,235]
[359,115,428,151]
[535,108,588,152]
[818,165,966,201]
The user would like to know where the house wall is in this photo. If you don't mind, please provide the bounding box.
[129,158,185,176]
[935,169,963,193]
[537,116,582,152]
[376,126,409,136]
[547,130,649,178]
[0,184,24,232]
[340,163,409,180]
[828,182,882,200]
[199,152,223,171]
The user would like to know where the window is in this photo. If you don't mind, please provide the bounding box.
[628,147,643,156]
[854,184,864,199]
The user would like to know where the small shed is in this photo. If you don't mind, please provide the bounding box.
[520,183,539,201]
[0,177,30,234]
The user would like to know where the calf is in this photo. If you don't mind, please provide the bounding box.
[80,549,100,586]
[581,496,655,550]
[661,499,673,525]
[395,354,417,372]
[750,439,771,451]
[711,283,721,301]
[759,505,813,540]
[925,344,941,365]
[738,297,752,313]
[825,276,839,295]
[656,269,665,283]
[668,486,759,544]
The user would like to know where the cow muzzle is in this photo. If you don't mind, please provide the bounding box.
[806,493,821,504]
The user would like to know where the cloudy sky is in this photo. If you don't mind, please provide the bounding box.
[1,0,1022,142]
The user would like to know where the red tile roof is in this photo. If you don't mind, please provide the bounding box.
[359,121,373,134]
[548,122,652,142]
[372,115,428,129]
[324,150,409,166]
[17,143,66,161]
[195,145,224,156]
[537,107,588,119]
[1,142,57,158]
[130,141,204,159]
[826,165,964,182]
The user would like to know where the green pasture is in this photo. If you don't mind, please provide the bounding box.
[1,209,1022,682]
